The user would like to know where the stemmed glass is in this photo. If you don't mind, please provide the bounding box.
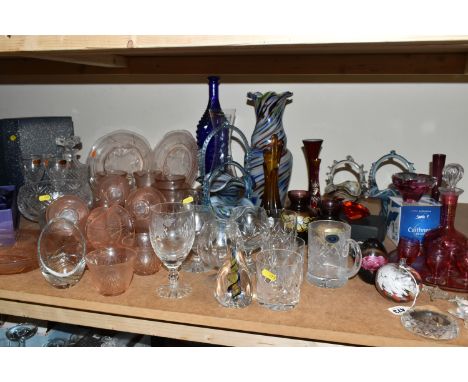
[229,206,269,274]
[6,323,38,347]
[149,202,195,298]
[182,205,215,273]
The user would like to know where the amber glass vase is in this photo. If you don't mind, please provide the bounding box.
[261,134,283,216]
[422,164,467,290]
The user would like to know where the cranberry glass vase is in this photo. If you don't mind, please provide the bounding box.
[303,139,323,213]
[422,164,467,290]
[430,154,446,202]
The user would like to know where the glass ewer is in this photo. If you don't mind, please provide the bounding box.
[261,134,283,215]
[422,164,467,291]
[196,76,229,175]
[431,154,447,202]
[247,91,293,206]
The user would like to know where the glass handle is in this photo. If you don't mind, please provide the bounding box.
[346,238,362,279]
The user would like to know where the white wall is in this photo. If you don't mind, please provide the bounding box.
[1,83,467,202]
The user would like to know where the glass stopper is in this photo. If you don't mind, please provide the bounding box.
[442,163,464,189]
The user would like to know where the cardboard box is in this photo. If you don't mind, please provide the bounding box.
[386,195,441,245]
[0,185,19,246]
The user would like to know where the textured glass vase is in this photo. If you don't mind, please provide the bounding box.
[196,76,229,176]
[247,91,293,206]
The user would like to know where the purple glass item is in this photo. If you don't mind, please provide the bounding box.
[392,172,437,203]
[431,154,446,202]
[422,164,467,290]
[397,237,420,265]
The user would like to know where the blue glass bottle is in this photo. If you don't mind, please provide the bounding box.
[196,76,223,175]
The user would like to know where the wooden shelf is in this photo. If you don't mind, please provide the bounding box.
[0,204,467,347]
[2,35,468,83]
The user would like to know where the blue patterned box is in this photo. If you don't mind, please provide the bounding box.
[386,195,441,245]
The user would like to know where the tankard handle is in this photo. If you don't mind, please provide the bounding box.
[346,239,362,279]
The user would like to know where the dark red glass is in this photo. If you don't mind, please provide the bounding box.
[392,172,436,203]
[430,154,446,202]
[397,237,420,265]
[302,139,323,212]
[287,190,314,243]
[319,197,343,221]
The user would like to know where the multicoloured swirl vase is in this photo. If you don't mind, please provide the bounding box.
[247,91,293,206]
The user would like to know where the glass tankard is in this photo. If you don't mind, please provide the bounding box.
[307,220,362,288]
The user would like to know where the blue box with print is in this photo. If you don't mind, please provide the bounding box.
[386,195,441,245]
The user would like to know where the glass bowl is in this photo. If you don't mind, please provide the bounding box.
[392,172,437,203]
[38,217,86,288]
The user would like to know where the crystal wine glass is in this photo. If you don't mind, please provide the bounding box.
[149,202,195,298]
[6,323,38,347]
[228,206,269,274]
[182,204,215,273]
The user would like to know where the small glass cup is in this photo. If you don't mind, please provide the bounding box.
[21,155,45,183]
[255,249,303,311]
[85,247,136,296]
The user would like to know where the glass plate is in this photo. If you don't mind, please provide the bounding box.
[87,130,152,185]
[401,307,459,340]
[151,130,198,186]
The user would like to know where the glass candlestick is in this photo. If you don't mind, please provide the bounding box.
[422,164,467,290]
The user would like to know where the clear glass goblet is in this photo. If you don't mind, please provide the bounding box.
[229,206,269,274]
[149,202,195,299]
[6,323,38,347]
[182,204,215,273]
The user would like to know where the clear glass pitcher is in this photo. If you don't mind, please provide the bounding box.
[307,220,362,288]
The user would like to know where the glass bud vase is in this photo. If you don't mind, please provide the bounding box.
[303,139,323,211]
[261,134,283,215]
[196,76,226,175]
[214,231,252,308]
[422,163,467,290]
[431,153,446,202]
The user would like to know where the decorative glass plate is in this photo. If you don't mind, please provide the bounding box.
[87,130,152,185]
[401,307,459,340]
[151,130,198,186]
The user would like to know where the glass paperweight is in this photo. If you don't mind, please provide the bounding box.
[38,217,86,288]
[214,240,252,309]
[401,308,459,340]
[375,260,421,303]
[422,164,467,291]
[358,238,388,284]
[392,172,437,203]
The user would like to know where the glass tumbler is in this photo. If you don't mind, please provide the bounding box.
[255,249,303,311]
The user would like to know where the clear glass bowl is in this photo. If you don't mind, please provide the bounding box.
[38,217,86,288]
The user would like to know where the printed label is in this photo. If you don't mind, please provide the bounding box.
[325,234,339,244]
[38,194,51,202]
[9,135,17,141]
[261,268,277,282]
[182,196,194,204]
[388,306,410,316]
